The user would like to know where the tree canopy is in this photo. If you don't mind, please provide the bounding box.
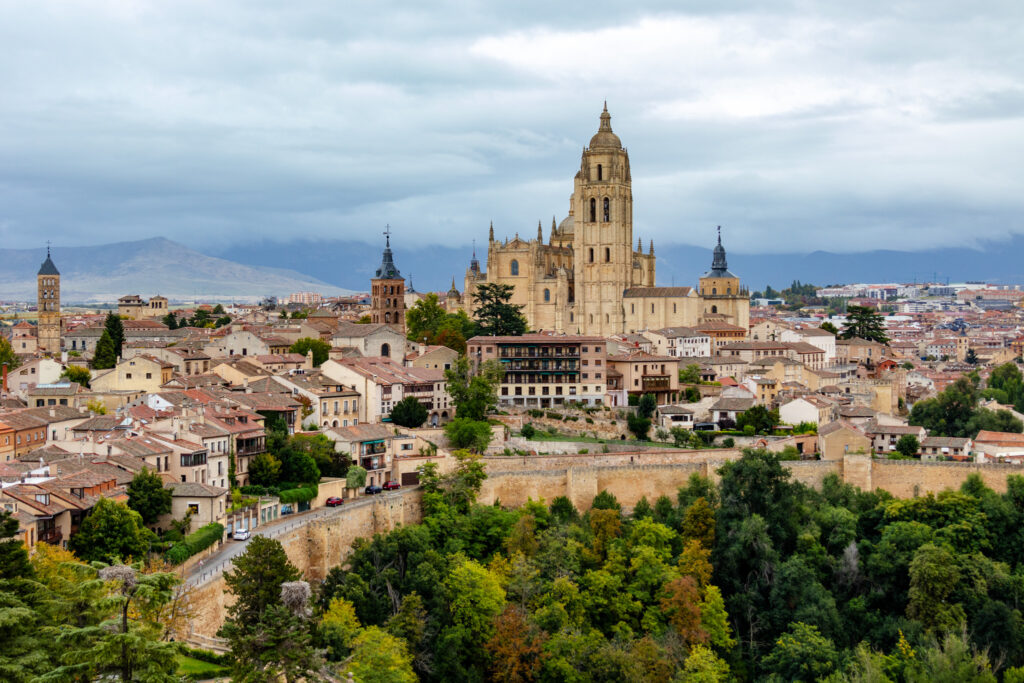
[289,337,331,366]
[840,304,890,345]
[390,395,429,428]
[126,467,172,525]
[472,282,528,336]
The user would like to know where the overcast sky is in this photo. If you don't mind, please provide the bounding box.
[1,0,1022,255]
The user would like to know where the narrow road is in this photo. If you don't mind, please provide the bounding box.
[185,489,410,588]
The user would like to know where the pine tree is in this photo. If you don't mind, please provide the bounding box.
[839,305,889,345]
[91,330,118,370]
[472,283,528,336]
[104,312,125,357]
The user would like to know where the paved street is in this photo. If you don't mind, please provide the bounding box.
[185,490,408,588]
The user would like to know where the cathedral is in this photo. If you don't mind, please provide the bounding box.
[447,105,749,336]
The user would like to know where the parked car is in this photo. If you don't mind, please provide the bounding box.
[325,497,344,507]
[232,527,251,541]
[364,485,383,495]
[382,481,401,491]
[281,504,295,515]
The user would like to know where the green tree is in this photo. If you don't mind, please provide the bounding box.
[69,498,151,563]
[627,412,651,440]
[444,417,493,453]
[444,355,505,420]
[320,597,361,661]
[405,292,449,343]
[761,621,840,681]
[104,312,126,357]
[60,365,91,388]
[219,537,306,679]
[91,329,118,370]
[820,321,838,334]
[389,396,428,428]
[346,465,367,489]
[212,304,225,315]
[472,282,528,336]
[0,336,22,370]
[637,393,657,419]
[289,337,331,366]
[679,364,702,384]
[679,644,730,682]
[965,348,979,365]
[348,626,417,683]
[906,543,966,633]
[437,557,506,680]
[840,305,890,344]
[161,313,177,329]
[896,434,920,458]
[249,453,282,486]
[126,467,172,526]
[736,405,779,434]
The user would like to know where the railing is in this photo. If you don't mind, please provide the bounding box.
[39,528,62,545]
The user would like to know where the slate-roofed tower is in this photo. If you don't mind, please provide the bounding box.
[37,245,62,353]
[370,228,406,333]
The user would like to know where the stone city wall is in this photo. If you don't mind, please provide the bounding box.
[189,454,1024,639]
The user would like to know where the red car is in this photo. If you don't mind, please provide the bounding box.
[325,497,344,507]
[382,481,401,491]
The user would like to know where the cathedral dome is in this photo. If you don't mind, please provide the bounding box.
[588,103,622,150]
[557,215,574,234]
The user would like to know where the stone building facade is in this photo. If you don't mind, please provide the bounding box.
[36,248,61,354]
[448,105,749,336]
[369,232,406,333]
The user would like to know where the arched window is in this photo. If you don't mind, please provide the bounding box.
[605,314,609,323]
[588,248,594,263]
[603,198,610,222]
[631,304,634,314]
[712,287,717,295]
[589,314,593,324]
[727,286,731,294]
[589,198,596,222]
[384,312,391,323]
[604,247,610,262]
[651,303,655,313]
[570,312,574,322]
[711,306,718,314]
[673,303,677,313]
[597,164,602,180]
[381,343,391,358]
[510,260,519,276]
[543,289,550,302]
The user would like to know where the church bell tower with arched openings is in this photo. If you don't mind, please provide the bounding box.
[572,103,634,335]
[370,228,406,333]
[37,245,62,354]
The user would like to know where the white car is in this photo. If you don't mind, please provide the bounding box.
[232,527,251,541]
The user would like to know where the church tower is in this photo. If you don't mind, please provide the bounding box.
[573,103,633,335]
[698,227,747,326]
[37,246,62,354]
[370,229,406,332]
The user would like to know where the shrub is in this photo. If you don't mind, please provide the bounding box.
[578,448,589,454]
[165,522,224,564]
[585,417,594,424]
[528,409,544,418]
[723,437,735,448]
[546,411,562,420]
[521,423,536,439]
[278,486,318,504]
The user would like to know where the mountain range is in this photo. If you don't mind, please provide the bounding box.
[0,238,354,304]
[216,236,1024,293]
[4,235,1020,305]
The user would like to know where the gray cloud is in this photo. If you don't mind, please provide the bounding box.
[0,0,1022,255]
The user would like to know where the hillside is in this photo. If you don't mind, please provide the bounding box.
[0,238,354,303]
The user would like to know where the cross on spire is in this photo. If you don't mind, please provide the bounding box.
[46,240,51,258]
[383,224,391,247]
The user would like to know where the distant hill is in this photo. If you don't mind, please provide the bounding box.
[0,238,354,303]
[217,236,1024,293]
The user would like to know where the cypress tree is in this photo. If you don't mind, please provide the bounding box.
[104,312,125,357]
[92,329,117,369]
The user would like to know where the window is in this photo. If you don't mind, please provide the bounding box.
[605,247,610,262]
[651,304,655,313]
[588,248,594,263]
[125,373,132,379]
[187,503,200,515]
[510,260,519,276]
[543,289,550,302]
[711,305,718,314]
[597,163,602,180]
[589,198,596,222]
[603,198,610,222]
[146,373,152,379]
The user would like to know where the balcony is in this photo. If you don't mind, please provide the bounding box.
[237,437,266,456]
[39,527,62,545]
[641,375,670,391]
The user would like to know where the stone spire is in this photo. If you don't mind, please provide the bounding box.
[706,225,732,277]
[489,221,494,242]
[470,239,480,275]
[374,226,402,279]
[537,220,543,241]
[637,237,642,252]
[649,239,654,256]
[550,216,557,242]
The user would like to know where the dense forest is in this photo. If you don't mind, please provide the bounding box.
[307,449,1024,681]
[9,449,1024,681]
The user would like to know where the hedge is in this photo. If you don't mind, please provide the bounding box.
[182,647,230,666]
[278,485,317,504]
[165,522,225,565]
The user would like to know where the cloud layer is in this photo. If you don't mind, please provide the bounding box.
[1,1,1022,255]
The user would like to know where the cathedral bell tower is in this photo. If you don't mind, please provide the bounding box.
[370,228,406,333]
[572,103,633,335]
[37,245,62,354]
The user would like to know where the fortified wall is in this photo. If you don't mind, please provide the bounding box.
[189,453,1024,638]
